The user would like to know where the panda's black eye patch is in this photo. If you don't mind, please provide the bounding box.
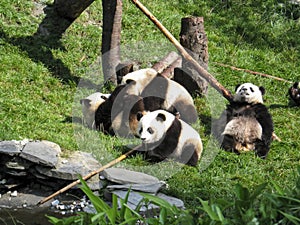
[250,87,254,92]
[147,127,154,134]
[139,127,143,134]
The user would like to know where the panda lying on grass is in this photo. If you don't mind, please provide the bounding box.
[213,83,274,159]
[135,109,202,166]
[85,68,198,137]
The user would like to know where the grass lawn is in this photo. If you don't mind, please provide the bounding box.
[1,0,300,218]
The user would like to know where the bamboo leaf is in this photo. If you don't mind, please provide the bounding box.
[280,211,300,225]
[199,199,220,221]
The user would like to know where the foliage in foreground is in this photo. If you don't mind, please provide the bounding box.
[48,168,300,225]
[47,177,193,225]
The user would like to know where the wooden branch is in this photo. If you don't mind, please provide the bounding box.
[131,0,233,102]
[160,56,182,78]
[37,148,136,206]
[213,62,293,84]
[152,51,181,74]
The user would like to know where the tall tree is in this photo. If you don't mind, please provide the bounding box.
[101,0,123,84]
[54,0,122,84]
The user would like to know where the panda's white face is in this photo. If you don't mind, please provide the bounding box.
[137,110,174,144]
[121,68,157,85]
[233,83,264,104]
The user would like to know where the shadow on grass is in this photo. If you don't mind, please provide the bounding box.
[0,3,97,88]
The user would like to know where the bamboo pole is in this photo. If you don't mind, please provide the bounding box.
[131,0,233,102]
[37,148,136,205]
[213,62,292,84]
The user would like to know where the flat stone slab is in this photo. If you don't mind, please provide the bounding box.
[102,168,160,185]
[20,140,61,167]
[0,141,23,156]
[112,190,185,213]
[107,182,166,194]
[35,151,101,180]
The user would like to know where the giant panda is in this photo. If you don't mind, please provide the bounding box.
[80,92,110,129]
[120,68,198,125]
[136,109,202,166]
[288,81,300,105]
[212,83,274,159]
[95,84,147,136]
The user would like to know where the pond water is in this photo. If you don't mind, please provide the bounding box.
[0,207,62,225]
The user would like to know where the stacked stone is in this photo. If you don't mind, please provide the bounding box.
[0,140,101,206]
[100,168,185,214]
[0,140,184,215]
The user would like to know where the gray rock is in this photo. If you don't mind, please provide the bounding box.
[111,190,185,214]
[20,140,61,167]
[0,141,22,156]
[5,158,33,170]
[35,151,101,181]
[156,193,185,209]
[6,170,27,177]
[102,168,160,185]
[107,182,166,194]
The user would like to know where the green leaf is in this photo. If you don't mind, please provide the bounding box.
[79,177,110,213]
[159,207,167,225]
[235,183,250,201]
[139,193,172,209]
[120,188,132,220]
[199,199,221,221]
[280,211,300,225]
[250,182,267,201]
[270,180,284,196]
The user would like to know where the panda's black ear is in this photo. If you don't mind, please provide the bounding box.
[126,79,135,84]
[156,113,166,122]
[235,84,241,92]
[80,99,91,107]
[259,86,265,95]
[136,111,144,121]
[293,82,299,88]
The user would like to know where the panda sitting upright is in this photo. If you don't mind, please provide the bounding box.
[213,83,274,159]
[136,109,203,166]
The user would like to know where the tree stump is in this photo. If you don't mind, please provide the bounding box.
[174,17,209,96]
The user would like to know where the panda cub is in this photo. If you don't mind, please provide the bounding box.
[213,83,273,159]
[136,109,202,166]
[121,68,198,125]
[288,82,300,105]
[80,92,110,129]
[95,84,147,137]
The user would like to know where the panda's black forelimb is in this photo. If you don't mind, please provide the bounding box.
[252,103,274,158]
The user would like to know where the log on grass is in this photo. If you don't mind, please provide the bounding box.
[160,56,182,78]
[152,51,181,75]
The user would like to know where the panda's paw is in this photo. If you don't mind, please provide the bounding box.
[255,143,269,159]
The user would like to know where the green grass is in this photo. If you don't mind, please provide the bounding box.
[1,0,300,218]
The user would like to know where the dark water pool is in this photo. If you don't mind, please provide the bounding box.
[0,208,62,225]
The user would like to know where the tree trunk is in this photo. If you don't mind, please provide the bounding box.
[102,0,123,84]
[174,17,209,96]
[54,0,94,21]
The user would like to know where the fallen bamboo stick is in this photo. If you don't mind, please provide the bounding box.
[213,62,292,84]
[131,0,233,102]
[37,148,136,206]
